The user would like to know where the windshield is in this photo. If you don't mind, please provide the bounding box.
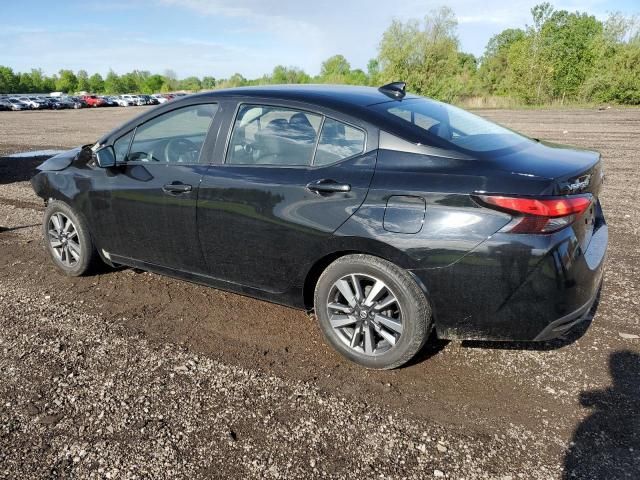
[372,98,531,154]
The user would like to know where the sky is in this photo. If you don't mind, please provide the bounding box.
[1,0,638,79]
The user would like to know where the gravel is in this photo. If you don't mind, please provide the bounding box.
[1,107,638,478]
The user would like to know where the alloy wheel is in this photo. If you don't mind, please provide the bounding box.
[48,212,81,267]
[326,273,403,356]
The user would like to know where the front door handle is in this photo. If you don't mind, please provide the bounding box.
[306,179,351,193]
[162,182,192,194]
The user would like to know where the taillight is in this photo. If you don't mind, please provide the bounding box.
[476,194,592,233]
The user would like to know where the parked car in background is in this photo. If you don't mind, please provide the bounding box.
[53,97,76,109]
[36,97,55,109]
[120,94,134,105]
[68,97,87,109]
[31,83,607,369]
[152,94,169,104]
[81,95,106,107]
[0,99,12,111]
[115,96,134,107]
[7,98,28,110]
[45,97,62,109]
[120,94,144,106]
[100,96,120,107]
[138,94,158,105]
[17,97,44,109]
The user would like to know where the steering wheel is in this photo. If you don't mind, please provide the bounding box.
[165,138,200,163]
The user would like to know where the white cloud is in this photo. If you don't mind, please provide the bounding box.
[2,0,629,78]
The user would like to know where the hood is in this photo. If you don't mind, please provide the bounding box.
[36,147,84,171]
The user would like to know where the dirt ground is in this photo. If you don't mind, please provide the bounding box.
[0,106,638,479]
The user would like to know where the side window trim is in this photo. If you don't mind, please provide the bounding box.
[310,116,326,167]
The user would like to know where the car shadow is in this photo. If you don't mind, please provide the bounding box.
[563,350,640,478]
[0,224,41,233]
[0,155,50,185]
[404,330,450,367]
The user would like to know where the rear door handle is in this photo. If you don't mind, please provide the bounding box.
[306,179,351,193]
[162,182,192,194]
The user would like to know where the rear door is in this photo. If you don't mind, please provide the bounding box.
[98,103,219,273]
[197,101,377,293]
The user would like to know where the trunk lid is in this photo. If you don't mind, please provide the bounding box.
[493,140,604,249]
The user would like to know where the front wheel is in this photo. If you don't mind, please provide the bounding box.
[43,201,99,276]
[314,254,432,369]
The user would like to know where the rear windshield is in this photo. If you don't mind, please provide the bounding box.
[371,98,531,154]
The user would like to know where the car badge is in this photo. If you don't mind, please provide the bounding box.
[567,174,591,193]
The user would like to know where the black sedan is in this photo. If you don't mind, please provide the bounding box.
[31,83,607,369]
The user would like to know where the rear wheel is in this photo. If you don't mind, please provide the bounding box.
[314,254,432,369]
[43,201,99,276]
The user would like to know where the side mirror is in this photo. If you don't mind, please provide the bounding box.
[95,145,116,168]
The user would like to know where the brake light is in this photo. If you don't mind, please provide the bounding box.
[477,194,592,233]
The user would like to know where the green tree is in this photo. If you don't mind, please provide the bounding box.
[89,73,105,93]
[29,68,45,92]
[18,72,34,92]
[378,7,465,101]
[270,65,310,84]
[542,10,602,100]
[581,13,640,104]
[0,66,18,93]
[319,55,351,83]
[346,68,368,85]
[201,76,216,89]
[43,75,57,92]
[224,73,247,88]
[104,70,124,94]
[142,74,164,93]
[367,58,380,86]
[76,70,90,92]
[56,69,78,93]
[163,69,179,91]
[179,76,202,91]
[479,28,525,94]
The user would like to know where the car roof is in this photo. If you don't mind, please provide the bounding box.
[192,84,419,110]
[100,84,429,145]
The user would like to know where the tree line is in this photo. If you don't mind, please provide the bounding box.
[1,3,638,105]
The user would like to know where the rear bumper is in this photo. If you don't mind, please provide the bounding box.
[412,207,608,342]
[533,281,601,341]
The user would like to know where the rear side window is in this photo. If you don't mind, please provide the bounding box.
[227,105,321,166]
[314,118,366,166]
[373,98,531,153]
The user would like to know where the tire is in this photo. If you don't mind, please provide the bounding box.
[314,254,432,369]
[43,200,99,276]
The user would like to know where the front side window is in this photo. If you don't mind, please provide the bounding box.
[227,105,321,166]
[125,104,218,164]
[314,118,366,166]
[113,130,133,163]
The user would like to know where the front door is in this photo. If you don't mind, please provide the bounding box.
[100,103,218,273]
[197,103,376,293]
